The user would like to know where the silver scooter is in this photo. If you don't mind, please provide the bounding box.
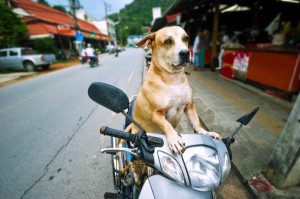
[88,82,259,199]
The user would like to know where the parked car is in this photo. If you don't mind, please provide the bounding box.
[0,47,57,72]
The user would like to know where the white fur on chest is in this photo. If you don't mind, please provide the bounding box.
[164,84,191,126]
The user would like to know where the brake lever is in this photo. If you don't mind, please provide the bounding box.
[101,147,139,157]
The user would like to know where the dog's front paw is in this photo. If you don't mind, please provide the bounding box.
[207,131,222,139]
[196,129,222,139]
[166,133,185,155]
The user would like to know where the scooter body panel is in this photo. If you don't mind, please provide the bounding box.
[139,174,213,199]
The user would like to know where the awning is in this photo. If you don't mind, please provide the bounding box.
[11,0,109,41]
[26,21,109,41]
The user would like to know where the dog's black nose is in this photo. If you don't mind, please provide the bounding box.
[179,50,190,61]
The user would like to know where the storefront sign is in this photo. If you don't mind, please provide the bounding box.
[233,51,251,72]
[57,24,71,34]
[90,33,95,38]
[76,31,84,42]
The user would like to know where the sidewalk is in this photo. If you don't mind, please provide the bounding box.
[143,65,299,198]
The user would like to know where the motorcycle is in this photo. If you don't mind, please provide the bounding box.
[88,51,99,67]
[88,56,98,67]
[144,50,152,69]
[88,82,259,199]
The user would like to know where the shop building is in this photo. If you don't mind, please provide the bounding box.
[152,0,300,99]
[10,0,109,57]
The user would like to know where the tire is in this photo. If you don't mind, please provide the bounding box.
[89,60,95,67]
[24,61,35,72]
[42,64,50,70]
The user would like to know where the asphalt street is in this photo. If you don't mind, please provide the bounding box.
[0,48,144,199]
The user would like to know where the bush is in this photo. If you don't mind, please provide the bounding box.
[33,38,58,55]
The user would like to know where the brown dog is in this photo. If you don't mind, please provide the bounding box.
[126,26,221,155]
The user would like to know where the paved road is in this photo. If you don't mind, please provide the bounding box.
[0,48,144,199]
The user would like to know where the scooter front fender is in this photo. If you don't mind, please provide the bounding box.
[139,174,213,199]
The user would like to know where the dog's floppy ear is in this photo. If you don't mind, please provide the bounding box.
[135,32,155,48]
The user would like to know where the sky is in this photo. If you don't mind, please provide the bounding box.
[47,0,134,20]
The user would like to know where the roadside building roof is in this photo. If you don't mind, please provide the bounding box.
[152,0,300,32]
[10,0,109,41]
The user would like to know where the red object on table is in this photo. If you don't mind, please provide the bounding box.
[221,51,235,79]
[246,52,300,93]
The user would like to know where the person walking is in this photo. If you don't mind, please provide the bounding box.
[216,34,230,70]
[198,30,209,69]
[192,31,201,70]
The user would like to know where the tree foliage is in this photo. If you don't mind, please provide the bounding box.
[52,5,67,13]
[108,0,173,45]
[37,0,50,6]
[0,2,28,48]
[33,38,58,55]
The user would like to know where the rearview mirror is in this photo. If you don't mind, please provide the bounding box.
[88,82,129,113]
[237,107,259,125]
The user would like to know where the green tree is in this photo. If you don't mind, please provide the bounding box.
[108,0,173,45]
[37,0,50,6]
[0,2,28,48]
[52,5,67,13]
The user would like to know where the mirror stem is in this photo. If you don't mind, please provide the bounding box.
[229,123,244,139]
[121,111,146,134]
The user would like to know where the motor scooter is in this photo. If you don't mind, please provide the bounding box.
[88,52,99,67]
[144,50,152,69]
[88,82,259,199]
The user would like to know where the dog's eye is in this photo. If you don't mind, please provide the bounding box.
[164,38,173,45]
[183,36,189,42]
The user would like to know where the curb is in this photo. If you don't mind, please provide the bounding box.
[218,75,294,110]
[0,72,37,84]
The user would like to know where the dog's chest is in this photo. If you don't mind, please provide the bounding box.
[164,84,191,123]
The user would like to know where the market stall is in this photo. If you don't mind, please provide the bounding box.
[222,45,300,97]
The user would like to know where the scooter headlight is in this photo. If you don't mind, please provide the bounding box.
[183,146,221,191]
[158,151,184,184]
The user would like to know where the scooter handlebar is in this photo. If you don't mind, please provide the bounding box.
[100,126,136,143]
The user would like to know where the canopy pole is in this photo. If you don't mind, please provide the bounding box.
[210,0,219,71]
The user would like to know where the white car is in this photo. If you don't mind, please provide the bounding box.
[0,47,57,72]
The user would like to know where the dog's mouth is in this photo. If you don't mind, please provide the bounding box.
[172,61,189,68]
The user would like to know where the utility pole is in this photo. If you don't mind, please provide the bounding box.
[265,95,300,188]
[69,0,81,54]
[210,0,219,71]
[101,0,111,46]
[70,0,80,31]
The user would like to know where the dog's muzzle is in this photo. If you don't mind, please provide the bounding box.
[179,50,190,66]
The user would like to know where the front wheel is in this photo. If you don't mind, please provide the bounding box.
[24,61,35,72]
